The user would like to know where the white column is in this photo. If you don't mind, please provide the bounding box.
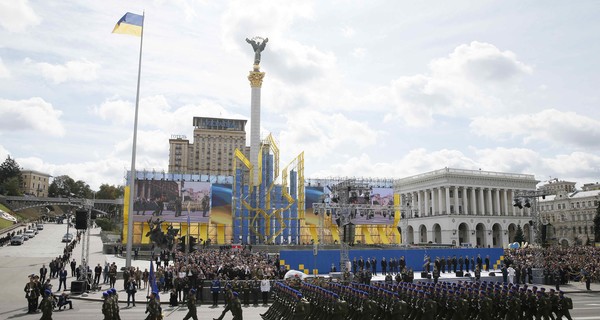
[471,188,476,215]
[495,189,501,216]
[454,186,460,214]
[463,187,469,215]
[512,189,517,216]
[445,186,451,215]
[487,189,493,216]
[418,190,423,218]
[412,192,418,216]
[438,188,443,215]
[503,189,509,216]
[479,188,485,215]
[424,189,429,217]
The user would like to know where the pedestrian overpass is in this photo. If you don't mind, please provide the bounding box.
[1,196,123,216]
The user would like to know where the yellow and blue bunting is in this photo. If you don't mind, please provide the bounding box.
[112,12,143,37]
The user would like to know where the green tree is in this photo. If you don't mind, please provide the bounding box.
[2,176,22,196]
[95,184,124,199]
[513,225,525,244]
[0,156,22,195]
[48,175,93,198]
[594,202,600,242]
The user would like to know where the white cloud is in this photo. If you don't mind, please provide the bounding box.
[0,97,65,136]
[0,0,40,32]
[30,59,99,84]
[279,110,379,162]
[377,41,533,126]
[0,57,9,78]
[429,41,532,82]
[341,25,355,38]
[351,47,366,59]
[470,109,600,148]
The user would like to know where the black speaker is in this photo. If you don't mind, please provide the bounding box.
[421,272,429,278]
[75,209,88,229]
[456,271,464,277]
[342,223,355,244]
[70,280,87,293]
[489,272,496,276]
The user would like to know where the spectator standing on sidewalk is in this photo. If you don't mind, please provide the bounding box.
[58,267,68,291]
[125,278,137,307]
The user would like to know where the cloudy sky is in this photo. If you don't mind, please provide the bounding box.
[1,0,599,190]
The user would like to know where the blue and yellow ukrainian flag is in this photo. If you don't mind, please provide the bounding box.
[112,12,143,37]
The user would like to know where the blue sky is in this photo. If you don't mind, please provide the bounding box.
[0,0,599,189]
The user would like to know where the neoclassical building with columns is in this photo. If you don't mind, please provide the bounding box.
[395,168,538,248]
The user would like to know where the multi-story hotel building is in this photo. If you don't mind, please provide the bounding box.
[168,117,249,176]
[395,168,538,248]
[538,179,599,246]
[20,170,51,197]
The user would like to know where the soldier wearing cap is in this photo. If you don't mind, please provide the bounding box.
[39,289,54,320]
[102,292,111,320]
[145,291,161,320]
[183,288,198,320]
[231,291,243,320]
[24,274,40,314]
[557,291,573,320]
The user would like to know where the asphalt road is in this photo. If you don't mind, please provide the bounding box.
[1,223,599,319]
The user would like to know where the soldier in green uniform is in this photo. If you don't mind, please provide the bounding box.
[421,292,438,320]
[214,285,234,320]
[557,291,573,320]
[477,290,492,320]
[293,294,310,320]
[231,291,243,320]
[242,280,251,307]
[110,288,121,320]
[504,289,521,320]
[102,292,112,320]
[145,291,161,320]
[183,288,198,320]
[24,275,40,314]
[39,289,54,320]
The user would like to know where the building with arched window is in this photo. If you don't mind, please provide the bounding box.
[395,168,538,248]
[538,184,600,246]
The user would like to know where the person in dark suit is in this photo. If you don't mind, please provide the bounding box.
[40,264,48,283]
[58,267,68,291]
[485,255,490,271]
[459,256,464,272]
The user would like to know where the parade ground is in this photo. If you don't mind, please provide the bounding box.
[1,223,599,319]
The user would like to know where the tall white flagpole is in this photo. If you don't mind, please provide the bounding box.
[126,11,145,268]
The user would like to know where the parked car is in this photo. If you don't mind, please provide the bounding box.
[37,224,44,230]
[11,235,25,245]
[62,233,74,243]
[25,229,36,239]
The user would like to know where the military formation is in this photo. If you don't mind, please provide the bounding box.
[261,278,574,320]
[101,288,123,320]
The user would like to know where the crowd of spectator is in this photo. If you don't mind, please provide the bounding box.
[503,246,599,287]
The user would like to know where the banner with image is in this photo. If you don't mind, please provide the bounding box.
[131,180,211,223]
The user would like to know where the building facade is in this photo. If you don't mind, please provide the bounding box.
[538,182,600,246]
[20,170,51,197]
[168,117,249,176]
[395,168,538,248]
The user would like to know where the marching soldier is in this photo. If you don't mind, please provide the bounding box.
[231,292,244,320]
[183,288,198,320]
[145,291,161,320]
[557,291,573,320]
[102,292,112,320]
[39,289,54,320]
[293,294,310,320]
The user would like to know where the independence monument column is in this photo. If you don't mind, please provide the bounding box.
[246,36,268,186]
